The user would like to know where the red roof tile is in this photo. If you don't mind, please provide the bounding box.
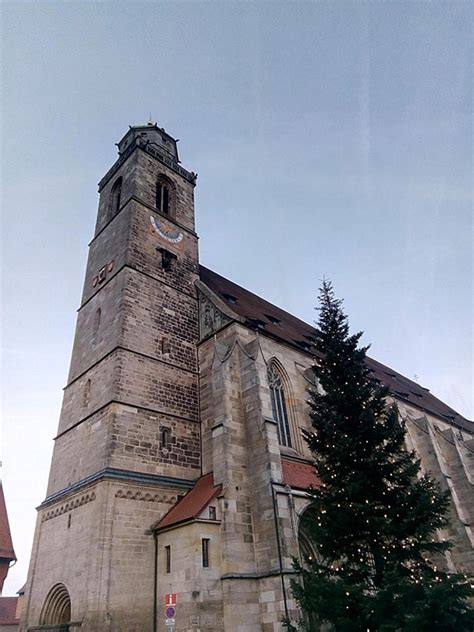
[282,458,320,490]
[155,473,221,531]
[0,597,19,625]
[199,266,473,432]
[0,484,16,561]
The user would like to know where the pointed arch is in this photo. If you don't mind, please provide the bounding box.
[156,174,176,217]
[267,358,295,448]
[40,583,71,625]
[297,506,320,629]
[109,176,122,220]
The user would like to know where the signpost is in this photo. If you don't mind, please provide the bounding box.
[165,593,177,607]
[165,594,177,630]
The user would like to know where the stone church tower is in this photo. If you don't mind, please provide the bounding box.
[22,123,473,632]
[22,123,202,631]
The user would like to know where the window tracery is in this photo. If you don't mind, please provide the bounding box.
[267,361,292,448]
[156,175,175,217]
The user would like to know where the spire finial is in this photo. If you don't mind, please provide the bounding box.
[147,113,156,126]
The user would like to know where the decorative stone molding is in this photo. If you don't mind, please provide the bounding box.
[42,491,96,522]
[114,489,176,504]
[197,290,233,340]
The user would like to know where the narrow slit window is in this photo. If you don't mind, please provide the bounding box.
[161,427,172,450]
[209,506,216,520]
[83,379,91,408]
[92,307,101,344]
[202,538,210,568]
[165,545,171,573]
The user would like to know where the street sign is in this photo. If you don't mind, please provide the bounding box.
[165,619,176,625]
[165,606,176,618]
[165,593,177,606]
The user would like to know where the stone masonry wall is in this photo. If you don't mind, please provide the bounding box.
[157,522,222,632]
[68,271,125,382]
[108,404,200,479]
[24,479,182,632]
[127,202,199,298]
[46,407,109,497]
[121,267,198,373]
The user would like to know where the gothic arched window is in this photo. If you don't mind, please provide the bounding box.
[156,175,174,216]
[109,177,122,219]
[267,361,292,447]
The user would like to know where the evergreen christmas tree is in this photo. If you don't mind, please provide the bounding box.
[287,281,474,632]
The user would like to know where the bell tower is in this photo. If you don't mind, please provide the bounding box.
[22,123,201,631]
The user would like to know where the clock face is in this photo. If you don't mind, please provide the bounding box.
[150,215,184,245]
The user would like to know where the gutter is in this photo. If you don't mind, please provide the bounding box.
[153,531,158,632]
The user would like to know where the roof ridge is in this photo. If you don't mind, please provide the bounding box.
[199,266,473,430]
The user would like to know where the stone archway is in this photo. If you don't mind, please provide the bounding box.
[40,583,71,628]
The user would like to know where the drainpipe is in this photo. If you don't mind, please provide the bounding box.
[271,483,289,622]
[153,530,158,632]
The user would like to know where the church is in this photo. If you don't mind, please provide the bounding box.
[21,123,473,631]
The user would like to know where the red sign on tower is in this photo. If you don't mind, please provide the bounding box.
[165,593,177,607]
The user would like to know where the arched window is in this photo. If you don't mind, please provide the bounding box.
[160,426,172,450]
[109,177,122,219]
[156,176,174,216]
[40,583,71,625]
[267,361,292,447]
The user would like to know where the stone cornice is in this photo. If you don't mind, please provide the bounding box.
[38,468,195,509]
[98,139,197,192]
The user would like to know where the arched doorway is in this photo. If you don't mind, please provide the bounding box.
[40,583,71,628]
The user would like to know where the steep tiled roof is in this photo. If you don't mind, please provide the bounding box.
[199,266,473,432]
[281,458,320,490]
[154,473,221,531]
[0,597,19,625]
[0,484,16,561]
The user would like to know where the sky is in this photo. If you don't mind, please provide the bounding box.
[1,0,472,596]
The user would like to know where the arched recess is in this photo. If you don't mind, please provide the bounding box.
[92,307,101,345]
[83,379,91,407]
[40,583,71,625]
[109,176,122,220]
[298,505,319,564]
[267,358,302,452]
[156,174,176,217]
[297,506,321,630]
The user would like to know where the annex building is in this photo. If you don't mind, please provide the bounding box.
[21,123,473,632]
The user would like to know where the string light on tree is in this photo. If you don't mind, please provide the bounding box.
[285,280,474,632]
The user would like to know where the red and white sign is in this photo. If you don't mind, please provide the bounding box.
[165,593,177,607]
